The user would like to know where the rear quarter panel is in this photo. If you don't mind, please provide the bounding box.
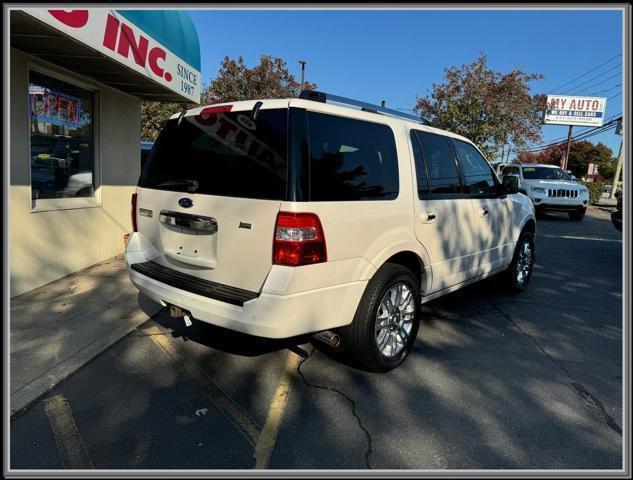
[273,115,427,294]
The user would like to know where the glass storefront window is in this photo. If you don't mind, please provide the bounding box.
[29,70,95,203]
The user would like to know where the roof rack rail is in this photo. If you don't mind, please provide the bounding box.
[299,90,432,126]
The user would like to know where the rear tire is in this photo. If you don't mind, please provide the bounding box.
[501,230,535,294]
[337,263,420,372]
[568,208,586,221]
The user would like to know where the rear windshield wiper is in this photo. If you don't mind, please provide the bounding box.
[155,178,199,192]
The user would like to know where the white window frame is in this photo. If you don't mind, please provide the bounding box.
[28,63,102,212]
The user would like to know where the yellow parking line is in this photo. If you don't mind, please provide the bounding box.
[43,394,93,469]
[254,350,303,469]
[145,326,261,447]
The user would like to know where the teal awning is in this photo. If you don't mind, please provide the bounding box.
[13,9,201,103]
[116,10,200,71]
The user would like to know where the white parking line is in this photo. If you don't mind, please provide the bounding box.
[254,350,303,469]
[541,234,622,243]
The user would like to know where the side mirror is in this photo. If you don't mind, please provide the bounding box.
[570,174,577,181]
[502,174,520,194]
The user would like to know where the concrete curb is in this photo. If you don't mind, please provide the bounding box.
[589,205,617,214]
[10,308,158,416]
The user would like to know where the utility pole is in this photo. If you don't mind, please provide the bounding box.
[500,133,508,165]
[298,60,306,91]
[610,131,624,199]
[561,125,573,171]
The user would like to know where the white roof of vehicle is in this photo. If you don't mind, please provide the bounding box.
[172,98,477,147]
[518,163,561,168]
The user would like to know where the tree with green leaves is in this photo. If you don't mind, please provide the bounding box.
[414,53,547,160]
[140,101,192,141]
[568,141,616,180]
[201,54,316,104]
[140,54,316,140]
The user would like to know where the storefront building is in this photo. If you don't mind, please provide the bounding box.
[9,8,201,296]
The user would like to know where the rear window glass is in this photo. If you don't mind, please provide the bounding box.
[139,109,288,200]
[308,112,399,201]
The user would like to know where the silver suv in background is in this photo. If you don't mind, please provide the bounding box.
[500,163,589,220]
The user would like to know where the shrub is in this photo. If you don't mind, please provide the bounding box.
[582,181,604,205]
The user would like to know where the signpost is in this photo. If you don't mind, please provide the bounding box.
[610,118,624,199]
[543,95,607,170]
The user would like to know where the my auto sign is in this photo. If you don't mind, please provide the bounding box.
[23,9,200,103]
[544,95,607,127]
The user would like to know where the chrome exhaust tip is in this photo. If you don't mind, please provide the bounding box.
[312,330,341,348]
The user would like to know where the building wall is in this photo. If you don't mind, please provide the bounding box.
[10,48,141,297]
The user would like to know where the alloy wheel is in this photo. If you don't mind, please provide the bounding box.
[375,282,416,358]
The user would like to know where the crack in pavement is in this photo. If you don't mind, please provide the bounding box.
[296,348,373,469]
[487,298,622,436]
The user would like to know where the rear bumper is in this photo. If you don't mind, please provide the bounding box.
[125,233,368,339]
[128,266,366,338]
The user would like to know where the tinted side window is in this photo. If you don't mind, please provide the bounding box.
[141,148,150,171]
[410,131,429,196]
[453,140,496,197]
[501,166,517,176]
[416,132,461,195]
[308,112,399,201]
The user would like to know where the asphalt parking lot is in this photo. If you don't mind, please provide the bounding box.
[10,209,623,470]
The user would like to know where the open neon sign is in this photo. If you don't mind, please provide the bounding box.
[29,89,81,128]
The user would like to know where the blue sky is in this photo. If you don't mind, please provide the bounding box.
[187,8,623,160]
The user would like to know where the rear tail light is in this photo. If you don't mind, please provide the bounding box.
[131,192,138,232]
[273,212,327,266]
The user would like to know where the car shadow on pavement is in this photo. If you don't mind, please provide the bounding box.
[151,311,312,357]
[535,211,570,221]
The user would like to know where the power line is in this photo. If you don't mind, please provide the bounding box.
[516,126,616,154]
[523,112,622,148]
[516,118,621,154]
[548,53,621,92]
[532,122,617,151]
[559,65,621,94]
[586,83,622,96]
[608,91,622,101]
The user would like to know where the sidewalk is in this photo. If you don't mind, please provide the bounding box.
[591,195,619,213]
[10,254,161,415]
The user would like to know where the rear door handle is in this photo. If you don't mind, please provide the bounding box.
[479,208,489,217]
[159,210,218,234]
[421,212,437,223]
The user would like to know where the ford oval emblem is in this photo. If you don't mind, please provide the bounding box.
[178,198,193,208]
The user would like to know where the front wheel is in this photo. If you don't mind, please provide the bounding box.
[501,230,535,293]
[337,263,420,372]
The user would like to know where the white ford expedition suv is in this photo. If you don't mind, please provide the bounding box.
[500,163,589,220]
[126,90,536,372]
